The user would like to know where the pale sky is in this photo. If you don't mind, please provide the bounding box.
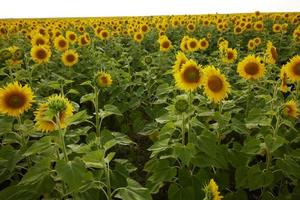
[0,0,299,19]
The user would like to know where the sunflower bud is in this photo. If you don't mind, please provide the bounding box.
[13,49,24,60]
[175,98,189,113]
[144,56,153,65]
[48,98,67,113]
[0,49,12,61]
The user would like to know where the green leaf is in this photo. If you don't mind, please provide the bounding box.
[173,143,196,166]
[276,156,300,179]
[80,93,95,104]
[105,152,116,163]
[66,110,92,125]
[148,138,170,158]
[115,178,152,200]
[55,158,93,192]
[241,137,262,155]
[145,159,177,183]
[168,184,195,200]
[82,150,105,168]
[99,104,122,119]
[264,134,287,153]
[67,89,80,95]
[24,136,52,156]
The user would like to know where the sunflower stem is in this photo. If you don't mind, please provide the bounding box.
[181,113,185,145]
[245,81,253,116]
[187,91,192,145]
[17,116,32,168]
[105,163,112,200]
[94,87,101,137]
[57,115,68,162]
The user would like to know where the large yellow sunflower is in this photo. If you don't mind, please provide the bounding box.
[54,35,69,51]
[35,94,73,132]
[199,38,209,51]
[0,82,34,117]
[202,66,230,103]
[96,71,113,88]
[65,31,77,44]
[158,36,172,52]
[30,45,51,64]
[133,32,144,43]
[61,49,79,67]
[222,48,238,64]
[187,37,199,52]
[285,55,300,82]
[265,41,278,64]
[174,59,203,92]
[237,55,265,80]
[173,51,188,73]
[284,100,299,118]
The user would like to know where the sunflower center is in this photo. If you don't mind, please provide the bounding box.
[66,54,75,62]
[227,51,234,60]
[5,93,26,108]
[208,75,223,92]
[201,41,207,47]
[244,62,259,75]
[189,41,197,48]
[292,62,300,76]
[69,34,76,40]
[270,47,278,61]
[36,49,47,59]
[102,32,108,38]
[36,38,45,45]
[162,41,170,49]
[142,25,148,32]
[101,76,108,84]
[58,40,67,48]
[183,66,200,83]
[81,37,87,45]
[136,34,142,40]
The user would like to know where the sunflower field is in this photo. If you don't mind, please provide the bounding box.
[0,12,300,200]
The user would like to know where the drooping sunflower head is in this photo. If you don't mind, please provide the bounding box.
[199,38,209,50]
[174,59,203,92]
[280,65,289,93]
[0,82,34,117]
[30,45,51,64]
[202,66,230,103]
[78,33,91,46]
[54,35,69,51]
[237,55,265,80]
[203,179,223,200]
[158,35,172,52]
[283,100,299,118]
[173,51,188,73]
[222,48,238,64]
[285,55,300,82]
[61,49,79,67]
[96,71,113,88]
[265,41,278,64]
[34,94,73,132]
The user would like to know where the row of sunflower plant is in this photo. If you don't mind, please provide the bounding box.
[0,12,300,200]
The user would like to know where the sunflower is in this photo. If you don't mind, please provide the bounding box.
[254,21,264,31]
[199,38,209,50]
[31,33,49,46]
[247,39,256,50]
[202,66,230,103]
[66,31,77,43]
[61,49,79,67]
[54,35,69,51]
[173,51,188,73]
[222,48,238,64]
[78,33,91,46]
[180,36,190,52]
[187,37,199,52]
[285,55,300,82]
[7,46,24,65]
[233,26,243,35]
[30,45,51,64]
[35,94,73,132]
[174,59,203,92]
[186,23,195,32]
[140,23,149,33]
[158,36,172,52]
[265,41,278,64]
[284,100,299,118]
[0,82,34,117]
[280,65,289,93]
[253,37,262,46]
[99,29,110,40]
[133,32,144,43]
[96,71,113,87]
[237,55,265,80]
[272,24,282,33]
[203,179,223,200]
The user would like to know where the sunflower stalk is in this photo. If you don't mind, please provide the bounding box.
[181,113,185,145]
[105,162,112,200]
[17,116,32,167]
[56,114,68,162]
[94,86,101,140]
[187,91,193,145]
